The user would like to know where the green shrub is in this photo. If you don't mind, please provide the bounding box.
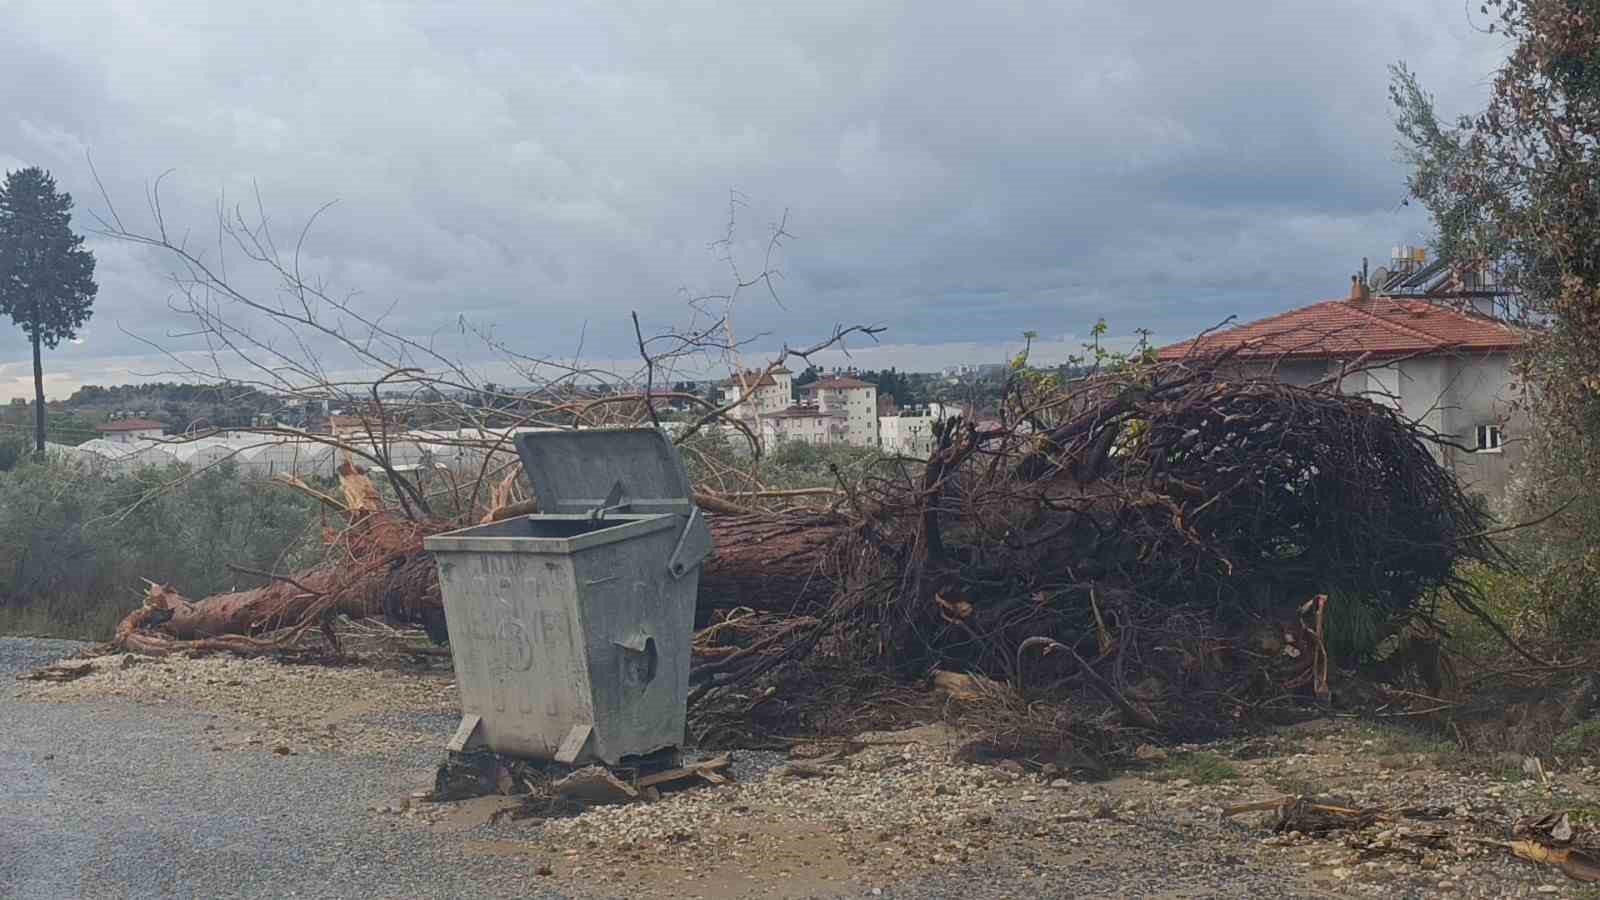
[0,458,319,639]
[1157,751,1238,785]
[761,443,885,490]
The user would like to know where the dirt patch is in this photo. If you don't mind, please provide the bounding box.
[16,651,457,756]
[19,651,1600,897]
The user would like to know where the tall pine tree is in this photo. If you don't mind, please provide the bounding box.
[0,168,97,453]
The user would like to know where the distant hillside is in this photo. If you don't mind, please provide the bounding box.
[63,383,279,433]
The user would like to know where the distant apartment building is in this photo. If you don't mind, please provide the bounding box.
[95,417,165,444]
[879,403,964,458]
[798,375,878,447]
[760,405,847,446]
[716,367,889,449]
[941,362,1008,383]
[718,368,794,417]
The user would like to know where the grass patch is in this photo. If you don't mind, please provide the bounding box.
[1441,562,1545,662]
[1357,723,1455,756]
[1429,749,1529,781]
[1555,721,1600,756]
[1565,803,1600,827]
[1156,750,1239,785]
[0,598,128,641]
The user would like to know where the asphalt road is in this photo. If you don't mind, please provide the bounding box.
[1,638,576,900]
[2,637,1313,899]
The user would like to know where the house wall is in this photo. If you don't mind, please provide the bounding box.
[814,386,879,447]
[770,372,793,410]
[1434,352,1523,500]
[762,414,843,446]
[880,403,963,458]
[1243,352,1523,501]
[880,416,934,457]
[1251,360,1326,388]
[1381,353,1523,499]
[721,379,794,420]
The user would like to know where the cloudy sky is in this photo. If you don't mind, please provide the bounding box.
[0,0,1508,400]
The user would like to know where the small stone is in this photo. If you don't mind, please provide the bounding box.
[536,864,553,876]
[1050,779,1072,790]
[996,760,1025,777]
[1170,778,1192,789]
[1535,887,1559,895]
[272,745,292,756]
[1135,744,1168,763]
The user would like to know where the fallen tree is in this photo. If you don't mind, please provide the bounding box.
[684,352,1511,748]
[105,353,1510,760]
[109,485,844,656]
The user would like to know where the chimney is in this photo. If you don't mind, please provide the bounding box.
[1349,274,1370,302]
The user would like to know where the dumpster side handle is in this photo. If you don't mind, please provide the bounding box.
[667,507,713,580]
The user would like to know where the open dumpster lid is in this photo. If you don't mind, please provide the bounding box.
[513,427,696,516]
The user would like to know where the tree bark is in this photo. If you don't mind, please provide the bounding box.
[697,512,844,614]
[30,297,44,455]
[113,511,849,650]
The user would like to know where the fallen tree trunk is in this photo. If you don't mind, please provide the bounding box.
[697,511,843,616]
[113,508,846,653]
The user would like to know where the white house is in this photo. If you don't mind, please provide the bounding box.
[1158,276,1525,498]
[798,375,879,447]
[879,403,965,458]
[95,417,165,445]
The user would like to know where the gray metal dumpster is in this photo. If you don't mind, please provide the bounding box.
[422,427,712,766]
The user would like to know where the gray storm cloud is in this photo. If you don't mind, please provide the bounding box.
[0,0,1506,397]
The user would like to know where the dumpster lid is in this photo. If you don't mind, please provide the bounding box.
[514,427,696,516]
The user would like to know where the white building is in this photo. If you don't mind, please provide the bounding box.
[761,406,848,446]
[95,417,165,444]
[879,403,965,458]
[718,368,794,417]
[1158,276,1525,498]
[798,375,879,447]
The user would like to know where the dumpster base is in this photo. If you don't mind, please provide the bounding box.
[432,743,685,805]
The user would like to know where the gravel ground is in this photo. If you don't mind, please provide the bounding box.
[1,638,572,900]
[6,637,1595,899]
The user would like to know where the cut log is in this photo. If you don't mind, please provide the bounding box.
[698,512,844,615]
[113,508,846,653]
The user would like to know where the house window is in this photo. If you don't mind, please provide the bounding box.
[1475,424,1504,453]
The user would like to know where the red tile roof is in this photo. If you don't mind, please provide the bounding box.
[96,418,164,432]
[720,370,783,389]
[766,405,845,419]
[1157,297,1523,362]
[800,376,874,391]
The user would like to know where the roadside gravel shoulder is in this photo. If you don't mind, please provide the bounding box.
[8,637,1595,899]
